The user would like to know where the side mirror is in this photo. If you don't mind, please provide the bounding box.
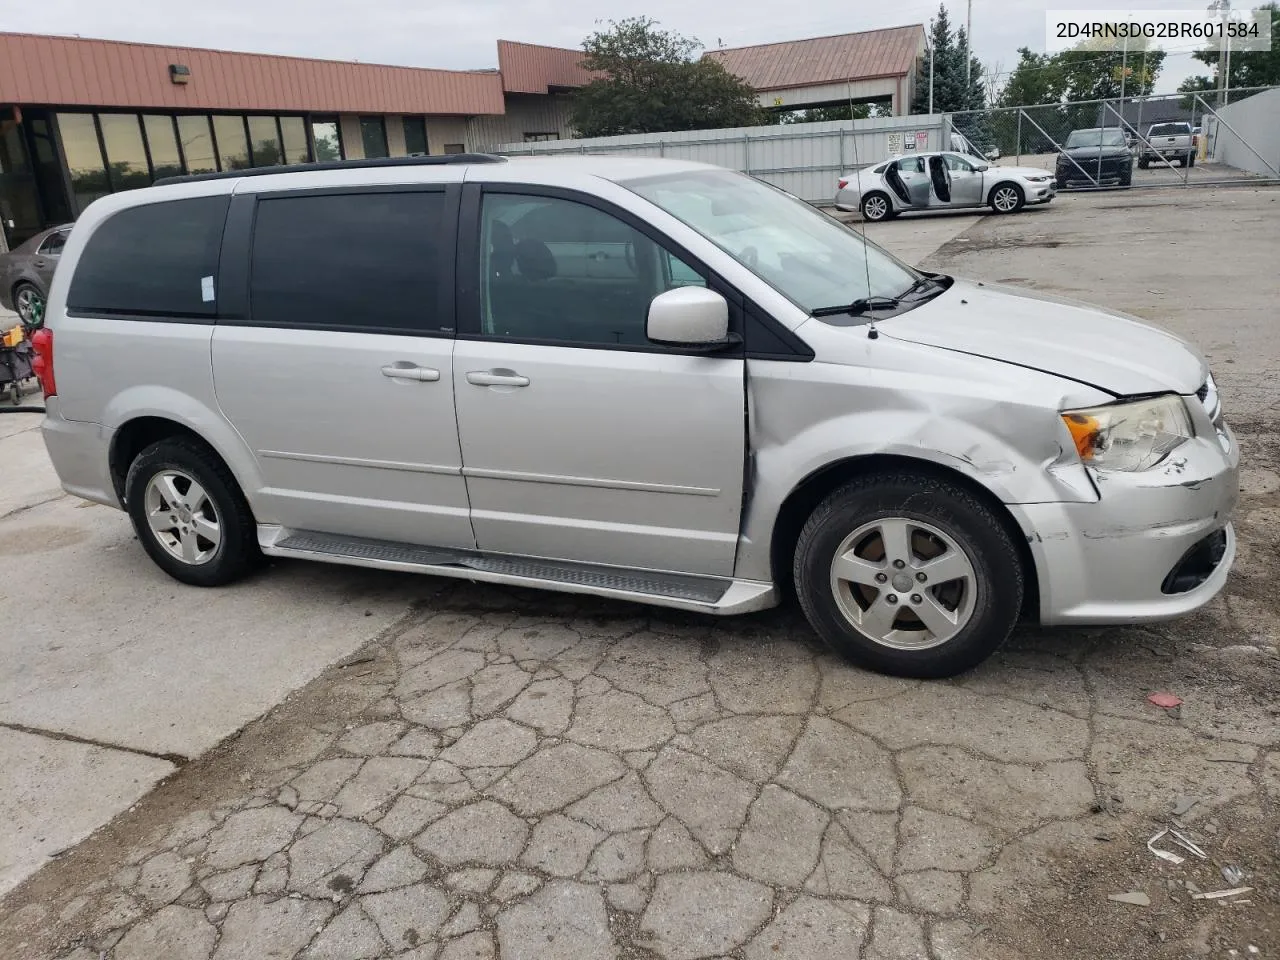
[976,162,990,171]
[647,287,731,348]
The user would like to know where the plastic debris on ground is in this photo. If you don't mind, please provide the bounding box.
[1190,887,1253,901]
[1222,865,1247,885]
[1107,892,1152,906]
[1147,828,1185,865]
[1147,692,1183,708]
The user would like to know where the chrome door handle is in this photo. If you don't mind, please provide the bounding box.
[466,370,530,387]
[381,363,440,382]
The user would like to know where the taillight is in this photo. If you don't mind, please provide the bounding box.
[31,328,55,397]
[837,179,849,190]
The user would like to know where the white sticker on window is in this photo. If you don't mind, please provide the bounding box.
[201,276,215,303]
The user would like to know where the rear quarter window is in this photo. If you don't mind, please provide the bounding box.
[67,196,230,317]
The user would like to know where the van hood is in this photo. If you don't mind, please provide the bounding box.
[880,279,1206,396]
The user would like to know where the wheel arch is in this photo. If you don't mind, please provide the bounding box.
[108,414,258,510]
[767,453,1040,620]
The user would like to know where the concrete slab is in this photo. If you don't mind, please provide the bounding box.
[0,495,432,757]
[0,418,62,515]
[0,727,173,896]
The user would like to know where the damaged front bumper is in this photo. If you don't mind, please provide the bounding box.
[1010,421,1239,625]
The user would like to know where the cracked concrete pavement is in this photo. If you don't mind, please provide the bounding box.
[0,188,1277,959]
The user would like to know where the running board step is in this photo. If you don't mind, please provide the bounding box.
[271,529,731,605]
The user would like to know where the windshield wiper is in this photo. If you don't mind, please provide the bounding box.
[810,295,901,318]
[898,275,941,299]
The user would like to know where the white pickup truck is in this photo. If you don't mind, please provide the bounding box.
[1139,121,1196,168]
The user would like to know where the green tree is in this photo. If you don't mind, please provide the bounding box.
[570,18,765,136]
[998,47,1065,107]
[1181,2,1280,92]
[912,4,987,114]
[778,102,890,123]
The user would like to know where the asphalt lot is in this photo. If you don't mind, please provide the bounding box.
[1,185,1277,959]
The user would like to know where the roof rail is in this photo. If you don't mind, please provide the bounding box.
[153,153,506,187]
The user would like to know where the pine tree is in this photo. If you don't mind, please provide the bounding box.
[912,5,988,115]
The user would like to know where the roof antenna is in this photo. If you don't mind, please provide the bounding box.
[847,102,879,340]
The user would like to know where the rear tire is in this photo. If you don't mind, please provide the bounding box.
[793,473,1023,678]
[125,438,260,587]
[860,192,894,222]
[1187,152,1196,168]
[1138,157,1150,169]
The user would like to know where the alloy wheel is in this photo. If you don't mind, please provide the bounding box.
[828,517,977,650]
[143,469,223,565]
[15,287,43,325]
[864,196,888,221]
[993,187,1019,212]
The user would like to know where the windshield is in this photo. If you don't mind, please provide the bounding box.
[622,169,919,313]
[1065,128,1126,148]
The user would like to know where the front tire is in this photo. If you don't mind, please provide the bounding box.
[860,192,894,222]
[125,438,259,587]
[793,473,1024,678]
[989,183,1024,214]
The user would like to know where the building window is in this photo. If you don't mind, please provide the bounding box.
[280,117,310,165]
[98,114,151,191]
[212,115,250,171]
[523,132,559,142]
[443,143,466,155]
[55,113,110,214]
[247,116,283,167]
[360,117,389,159]
[177,115,218,175]
[143,115,183,180]
[311,117,341,162]
[403,117,428,156]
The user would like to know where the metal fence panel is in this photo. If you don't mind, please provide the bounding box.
[480,115,948,205]
[948,87,1279,191]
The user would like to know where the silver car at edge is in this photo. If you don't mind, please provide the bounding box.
[836,151,1056,222]
[32,155,1237,678]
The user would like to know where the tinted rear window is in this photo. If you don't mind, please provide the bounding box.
[249,191,445,334]
[1149,123,1189,136]
[68,196,229,317]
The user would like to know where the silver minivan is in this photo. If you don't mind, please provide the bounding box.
[31,155,1238,678]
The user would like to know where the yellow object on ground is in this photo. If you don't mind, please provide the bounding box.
[1,325,25,348]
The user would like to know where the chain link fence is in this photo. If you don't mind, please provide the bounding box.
[949,87,1280,189]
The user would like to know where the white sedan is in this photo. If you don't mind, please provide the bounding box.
[835,151,1056,221]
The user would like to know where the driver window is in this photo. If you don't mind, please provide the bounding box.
[944,154,975,172]
[480,193,704,347]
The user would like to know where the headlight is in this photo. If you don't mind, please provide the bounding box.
[1061,395,1193,471]
[1026,175,1049,182]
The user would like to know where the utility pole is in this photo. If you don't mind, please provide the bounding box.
[929,38,935,114]
[965,0,973,88]
[1208,0,1232,106]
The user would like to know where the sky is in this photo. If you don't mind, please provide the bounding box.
[1,0,1226,97]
